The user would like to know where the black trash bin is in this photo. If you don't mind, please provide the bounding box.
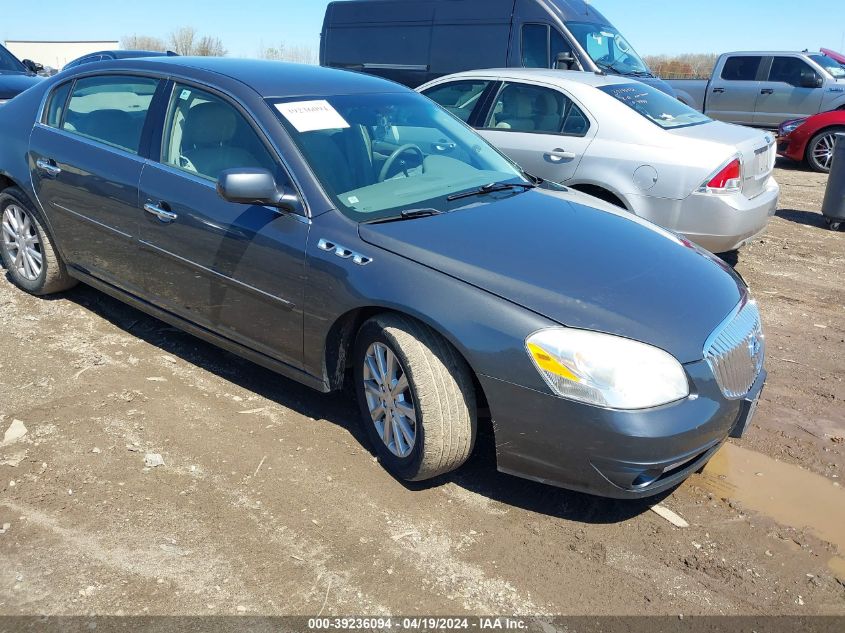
[821,132,845,231]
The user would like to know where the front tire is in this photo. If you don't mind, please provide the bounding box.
[806,127,845,173]
[0,187,76,295]
[353,314,477,482]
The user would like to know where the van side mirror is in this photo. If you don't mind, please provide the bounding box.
[554,52,576,71]
[22,59,44,74]
[217,168,302,213]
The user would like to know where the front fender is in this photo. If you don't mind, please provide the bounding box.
[302,210,554,394]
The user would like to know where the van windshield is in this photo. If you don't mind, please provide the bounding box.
[0,45,26,74]
[270,92,526,223]
[599,83,711,129]
[567,22,652,77]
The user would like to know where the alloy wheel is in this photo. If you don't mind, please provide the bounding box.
[1,204,43,281]
[811,133,837,171]
[362,342,418,458]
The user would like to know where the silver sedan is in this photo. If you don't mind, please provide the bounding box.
[419,69,780,253]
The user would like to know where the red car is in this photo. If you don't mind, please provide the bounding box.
[778,109,845,173]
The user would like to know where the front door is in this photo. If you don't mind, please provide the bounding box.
[476,81,596,183]
[29,74,161,292]
[137,82,308,369]
[753,56,825,127]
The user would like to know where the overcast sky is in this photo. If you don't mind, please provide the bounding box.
[3,0,845,58]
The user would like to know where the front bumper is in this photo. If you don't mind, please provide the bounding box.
[629,178,780,253]
[481,363,767,499]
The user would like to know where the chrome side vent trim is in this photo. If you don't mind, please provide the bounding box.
[704,300,765,399]
[317,239,373,266]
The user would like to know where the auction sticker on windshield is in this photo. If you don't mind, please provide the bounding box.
[275,100,350,133]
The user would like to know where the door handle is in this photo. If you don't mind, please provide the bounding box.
[143,202,178,223]
[434,141,456,152]
[545,148,576,162]
[712,87,726,94]
[760,88,774,95]
[36,158,61,176]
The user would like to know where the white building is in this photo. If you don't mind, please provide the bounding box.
[4,40,119,70]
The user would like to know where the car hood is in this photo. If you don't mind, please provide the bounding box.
[0,72,42,99]
[358,189,745,363]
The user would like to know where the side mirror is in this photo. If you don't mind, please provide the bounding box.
[22,59,44,74]
[216,168,301,213]
[554,52,576,71]
[800,74,823,88]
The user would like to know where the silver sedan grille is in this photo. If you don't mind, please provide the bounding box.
[704,300,765,399]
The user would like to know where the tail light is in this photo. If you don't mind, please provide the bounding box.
[698,157,742,194]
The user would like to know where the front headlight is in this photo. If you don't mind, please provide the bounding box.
[779,118,807,136]
[526,329,689,410]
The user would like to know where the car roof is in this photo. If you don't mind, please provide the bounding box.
[426,68,635,89]
[81,57,409,98]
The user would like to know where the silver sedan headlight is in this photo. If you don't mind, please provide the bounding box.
[526,328,690,410]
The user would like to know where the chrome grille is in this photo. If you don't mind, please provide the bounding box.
[704,300,765,399]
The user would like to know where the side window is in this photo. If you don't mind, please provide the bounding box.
[550,29,573,67]
[522,24,549,68]
[422,80,491,122]
[44,81,72,128]
[61,75,159,154]
[720,56,763,81]
[769,57,820,87]
[161,84,277,182]
[484,82,590,136]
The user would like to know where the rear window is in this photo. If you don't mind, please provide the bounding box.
[598,82,711,130]
[721,56,763,81]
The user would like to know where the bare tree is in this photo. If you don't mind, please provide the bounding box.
[195,36,227,57]
[645,53,719,80]
[120,34,167,52]
[168,27,198,56]
[259,42,318,65]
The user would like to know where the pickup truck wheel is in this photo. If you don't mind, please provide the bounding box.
[353,314,477,482]
[806,127,845,173]
[0,187,76,295]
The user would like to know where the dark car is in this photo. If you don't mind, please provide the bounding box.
[0,58,766,499]
[321,0,676,95]
[63,49,178,71]
[0,43,42,105]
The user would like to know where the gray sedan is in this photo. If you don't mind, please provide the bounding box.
[0,58,765,498]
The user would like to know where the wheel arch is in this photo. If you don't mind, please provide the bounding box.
[322,306,491,414]
[569,182,631,211]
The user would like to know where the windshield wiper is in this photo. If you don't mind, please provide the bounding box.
[446,182,535,202]
[596,60,652,78]
[362,208,443,225]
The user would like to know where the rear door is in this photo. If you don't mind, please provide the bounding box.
[753,56,825,127]
[29,73,161,292]
[705,55,764,124]
[137,81,308,368]
[474,81,596,183]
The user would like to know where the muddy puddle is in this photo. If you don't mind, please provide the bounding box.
[692,442,845,579]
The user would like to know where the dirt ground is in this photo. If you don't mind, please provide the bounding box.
[1,161,844,617]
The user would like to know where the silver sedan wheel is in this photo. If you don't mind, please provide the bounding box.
[810,133,837,171]
[363,342,417,458]
[1,204,43,281]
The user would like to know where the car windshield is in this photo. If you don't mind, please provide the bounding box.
[270,92,526,222]
[0,45,26,73]
[809,54,845,79]
[566,22,651,76]
[598,82,712,129]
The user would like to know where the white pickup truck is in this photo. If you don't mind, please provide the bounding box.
[667,51,845,128]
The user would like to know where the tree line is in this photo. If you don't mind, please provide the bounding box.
[121,28,317,64]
